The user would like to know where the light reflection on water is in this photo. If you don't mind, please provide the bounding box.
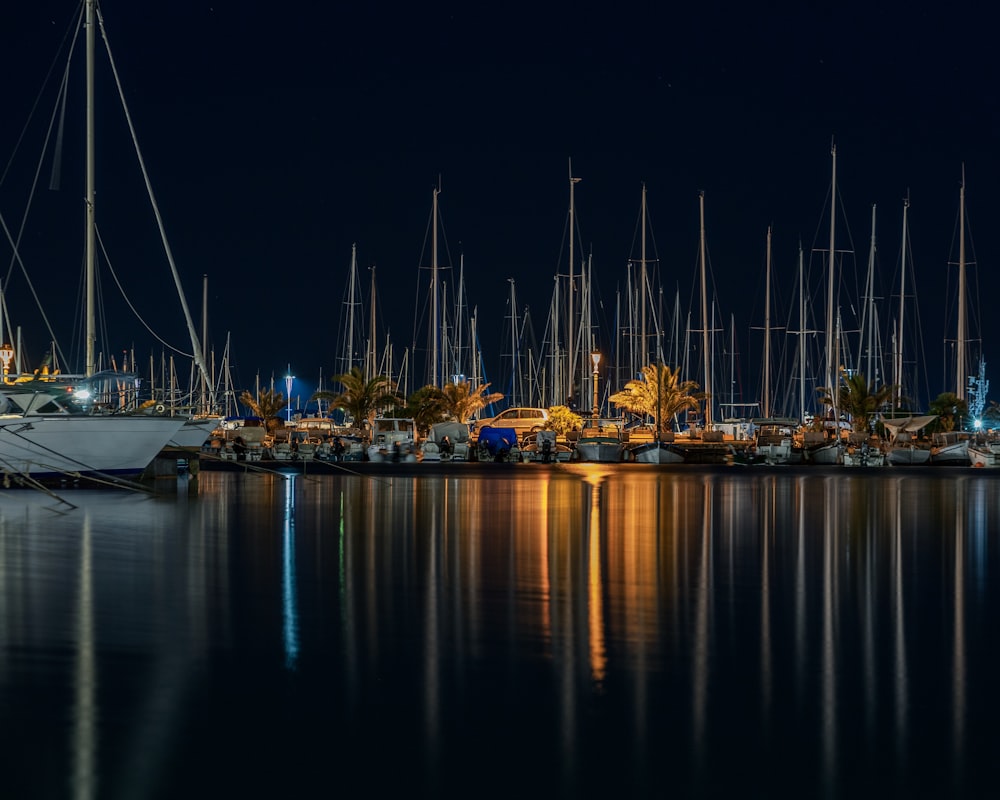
[1,468,999,797]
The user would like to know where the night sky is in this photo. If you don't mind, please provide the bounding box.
[2,1,997,412]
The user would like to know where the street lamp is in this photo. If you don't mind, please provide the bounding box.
[0,343,14,383]
[285,365,294,422]
[591,350,601,422]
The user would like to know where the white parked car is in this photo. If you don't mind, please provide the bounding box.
[471,407,549,440]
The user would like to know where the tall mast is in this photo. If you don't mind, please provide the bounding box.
[862,204,877,384]
[508,278,518,405]
[200,274,208,412]
[431,184,440,388]
[957,167,967,400]
[764,226,772,419]
[640,183,648,369]
[730,314,736,412]
[896,196,909,409]
[456,253,465,380]
[567,160,581,405]
[699,191,711,428]
[85,0,97,376]
[825,142,837,397]
[798,244,806,422]
[368,266,377,381]
[347,244,358,372]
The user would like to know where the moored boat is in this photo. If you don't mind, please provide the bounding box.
[930,431,972,466]
[0,381,186,481]
[422,421,471,462]
[883,416,936,466]
[628,429,685,464]
[368,418,419,462]
[575,419,625,463]
[752,418,803,465]
[968,437,1000,468]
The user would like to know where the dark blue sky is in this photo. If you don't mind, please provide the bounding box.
[2,1,997,411]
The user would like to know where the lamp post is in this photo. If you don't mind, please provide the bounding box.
[0,343,14,383]
[285,365,294,422]
[591,350,601,423]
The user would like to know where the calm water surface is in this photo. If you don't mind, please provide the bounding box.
[2,466,999,798]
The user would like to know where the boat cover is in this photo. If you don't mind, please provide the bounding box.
[428,421,470,443]
[882,415,937,435]
[477,426,518,455]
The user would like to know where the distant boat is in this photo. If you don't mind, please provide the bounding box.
[169,415,226,451]
[883,416,936,465]
[575,419,625,463]
[930,431,972,466]
[421,421,471,462]
[368,418,419,462]
[968,438,1000,468]
[752,418,803,465]
[629,428,685,464]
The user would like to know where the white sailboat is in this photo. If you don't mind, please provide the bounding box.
[0,0,198,482]
[883,415,935,465]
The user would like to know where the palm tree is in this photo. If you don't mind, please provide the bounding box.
[441,380,504,424]
[816,372,896,433]
[609,363,704,434]
[239,388,288,433]
[395,385,450,436]
[928,392,968,433]
[311,367,399,436]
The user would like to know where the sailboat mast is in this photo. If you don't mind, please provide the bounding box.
[456,254,465,380]
[567,160,580,405]
[863,204,877,384]
[85,0,97,377]
[368,266,377,381]
[699,191,711,428]
[730,314,736,412]
[764,226,772,419]
[798,243,806,423]
[825,142,837,398]
[509,279,518,405]
[347,244,357,372]
[641,183,648,369]
[201,274,209,412]
[431,186,440,388]
[957,167,967,400]
[896,196,909,409]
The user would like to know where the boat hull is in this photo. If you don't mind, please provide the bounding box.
[0,414,187,479]
[630,441,685,464]
[575,439,624,463]
[887,445,932,466]
[805,442,841,465]
[968,444,1000,468]
[930,440,970,466]
[169,416,225,450]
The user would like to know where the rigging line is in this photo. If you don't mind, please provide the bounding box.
[0,27,77,369]
[0,4,81,189]
[95,226,192,356]
[0,458,78,508]
[94,6,208,386]
[0,211,70,367]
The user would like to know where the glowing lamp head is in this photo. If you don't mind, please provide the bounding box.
[73,388,91,401]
